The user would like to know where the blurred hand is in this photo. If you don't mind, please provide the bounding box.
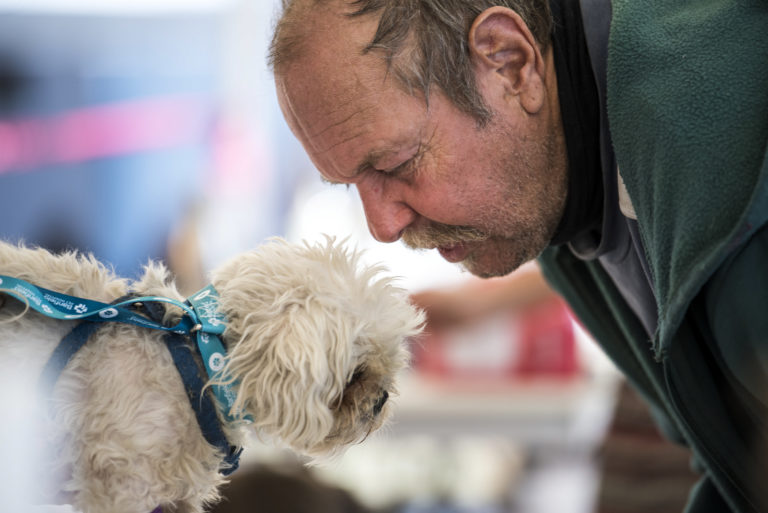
[410,265,557,332]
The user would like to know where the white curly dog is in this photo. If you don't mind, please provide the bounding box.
[0,238,423,513]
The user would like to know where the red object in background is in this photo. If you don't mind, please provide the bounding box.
[515,298,578,376]
[412,298,579,381]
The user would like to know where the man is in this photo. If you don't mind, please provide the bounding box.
[270,0,768,512]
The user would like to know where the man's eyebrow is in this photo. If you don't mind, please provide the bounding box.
[320,175,343,186]
[319,148,390,186]
[315,158,368,186]
[355,147,393,173]
[319,144,407,186]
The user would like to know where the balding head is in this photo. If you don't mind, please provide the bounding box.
[269,0,344,73]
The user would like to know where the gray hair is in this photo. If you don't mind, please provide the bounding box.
[269,0,553,124]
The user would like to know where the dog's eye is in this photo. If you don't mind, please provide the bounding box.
[347,367,365,386]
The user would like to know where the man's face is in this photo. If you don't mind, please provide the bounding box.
[276,10,567,278]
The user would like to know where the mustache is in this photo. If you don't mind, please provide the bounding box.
[401,222,489,249]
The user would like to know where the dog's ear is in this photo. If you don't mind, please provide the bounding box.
[221,298,353,453]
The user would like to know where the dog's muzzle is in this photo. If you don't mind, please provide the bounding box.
[373,390,389,416]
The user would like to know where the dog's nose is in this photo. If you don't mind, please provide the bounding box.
[373,390,389,416]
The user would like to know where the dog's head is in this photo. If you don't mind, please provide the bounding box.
[210,237,424,459]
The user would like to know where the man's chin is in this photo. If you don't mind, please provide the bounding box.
[459,259,518,279]
[458,241,538,278]
[403,234,542,277]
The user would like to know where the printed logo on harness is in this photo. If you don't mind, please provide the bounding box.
[194,289,211,301]
[209,352,225,372]
[74,304,88,314]
[99,308,118,319]
[197,302,224,328]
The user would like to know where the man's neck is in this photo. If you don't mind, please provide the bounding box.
[547,0,604,247]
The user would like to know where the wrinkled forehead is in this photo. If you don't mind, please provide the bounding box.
[278,79,379,166]
[277,58,379,160]
[274,11,397,173]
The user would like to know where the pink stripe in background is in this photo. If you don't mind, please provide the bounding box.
[0,95,211,174]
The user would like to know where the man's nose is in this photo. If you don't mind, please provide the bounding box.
[357,180,416,243]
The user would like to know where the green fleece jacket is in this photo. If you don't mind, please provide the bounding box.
[538,1,768,512]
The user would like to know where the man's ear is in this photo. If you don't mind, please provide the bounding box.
[468,7,546,114]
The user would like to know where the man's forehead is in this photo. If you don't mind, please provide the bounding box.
[280,65,378,145]
[277,79,371,176]
[277,28,401,154]
[275,3,428,179]
[279,70,423,183]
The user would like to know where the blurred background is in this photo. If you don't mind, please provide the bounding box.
[0,1,698,512]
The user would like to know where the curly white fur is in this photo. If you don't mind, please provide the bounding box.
[0,237,423,513]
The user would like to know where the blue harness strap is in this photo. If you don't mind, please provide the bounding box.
[164,332,242,475]
[1,276,242,418]
[136,293,242,473]
[16,286,244,477]
[39,320,102,401]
